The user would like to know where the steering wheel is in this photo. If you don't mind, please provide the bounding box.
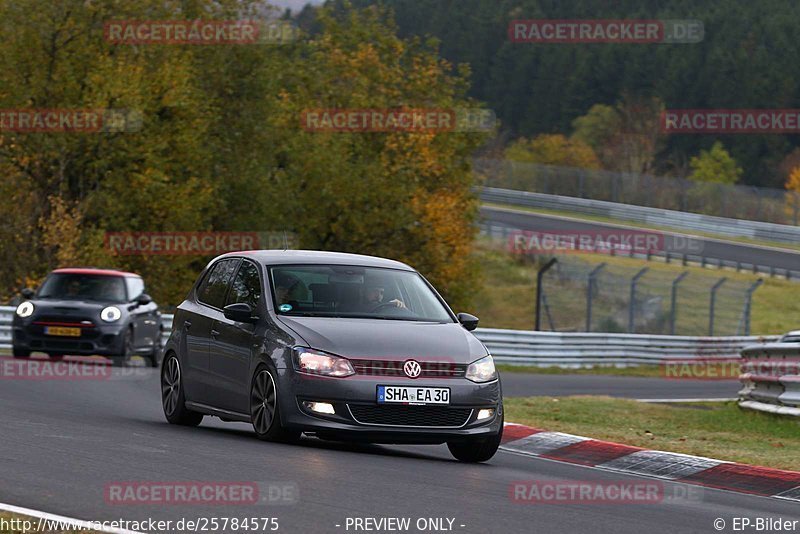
[371,302,403,313]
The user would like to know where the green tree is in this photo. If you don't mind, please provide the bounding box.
[689,142,743,184]
[505,134,600,168]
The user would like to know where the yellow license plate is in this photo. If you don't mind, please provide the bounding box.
[44,326,82,337]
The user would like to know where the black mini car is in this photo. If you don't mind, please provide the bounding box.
[161,250,503,462]
[12,268,163,366]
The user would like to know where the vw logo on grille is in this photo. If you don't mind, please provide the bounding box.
[403,360,422,378]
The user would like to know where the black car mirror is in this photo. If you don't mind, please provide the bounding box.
[457,312,479,331]
[223,302,258,323]
[135,293,153,306]
[21,288,35,299]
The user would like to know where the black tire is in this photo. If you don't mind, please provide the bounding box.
[112,328,134,367]
[146,331,164,368]
[12,348,30,359]
[161,355,203,426]
[447,412,504,463]
[250,366,299,442]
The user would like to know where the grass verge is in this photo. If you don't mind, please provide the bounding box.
[504,396,800,471]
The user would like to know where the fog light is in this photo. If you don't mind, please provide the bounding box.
[477,408,495,421]
[303,401,335,415]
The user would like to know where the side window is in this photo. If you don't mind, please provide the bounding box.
[226,261,262,310]
[125,277,145,300]
[197,259,239,308]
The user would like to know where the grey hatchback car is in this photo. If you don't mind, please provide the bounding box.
[161,250,503,462]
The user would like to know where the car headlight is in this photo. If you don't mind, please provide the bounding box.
[16,301,34,318]
[293,348,355,378]
[101,306,122,323]
[465,355,497,383]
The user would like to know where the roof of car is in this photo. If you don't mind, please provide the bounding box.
[52,268,141,278]
[217,250,415,271]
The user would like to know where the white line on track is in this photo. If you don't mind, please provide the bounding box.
[0,502,143,534]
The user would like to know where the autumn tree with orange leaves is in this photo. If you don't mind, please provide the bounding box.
[0,1,487,310]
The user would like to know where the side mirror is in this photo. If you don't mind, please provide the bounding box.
[135,293,153,306]
[224,302,258,323]
[457,312,479,331]
[21,288,35,299]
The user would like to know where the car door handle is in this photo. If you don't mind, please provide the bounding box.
[184,321,192,329]
[210,329,220,338]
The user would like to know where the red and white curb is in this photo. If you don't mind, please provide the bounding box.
[501,422,800,502]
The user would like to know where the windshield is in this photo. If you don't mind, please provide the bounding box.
[37,273,128,303]
[269,265,454,322]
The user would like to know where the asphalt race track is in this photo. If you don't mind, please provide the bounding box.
[0,362,797,534]
[500,373,740,400]
[481,205,800,274]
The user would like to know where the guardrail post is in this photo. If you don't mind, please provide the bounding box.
[628,267,649,333]
[670,271,689,335]
[742,279,763,336]
[708,277,727,336]
[794,191,799,226]
[585,263,606,332]
[535,258,558,331]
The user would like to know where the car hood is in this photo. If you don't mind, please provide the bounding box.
[28,299,118,315]
[276,316,488,363]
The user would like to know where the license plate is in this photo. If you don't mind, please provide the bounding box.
[377,386,450,405]
[44,326,81,337]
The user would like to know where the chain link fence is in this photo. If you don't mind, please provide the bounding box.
[535,256,760,335]
[479,224,763,336]
[476,158,800,226]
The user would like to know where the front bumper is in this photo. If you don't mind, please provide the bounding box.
[277,369,503,444]
[12,318,127,356]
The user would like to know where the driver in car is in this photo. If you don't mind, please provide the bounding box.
[363,282,406,310]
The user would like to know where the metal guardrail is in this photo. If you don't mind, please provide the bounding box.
[476,328,777,367]
[0,306,777,367]
[480,186,800,247]
[739,342,800,416]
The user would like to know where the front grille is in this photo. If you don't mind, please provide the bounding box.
[348,404,472,428]
[28,316,100,340]
[35,315,96,326]
[351,359,467,378]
